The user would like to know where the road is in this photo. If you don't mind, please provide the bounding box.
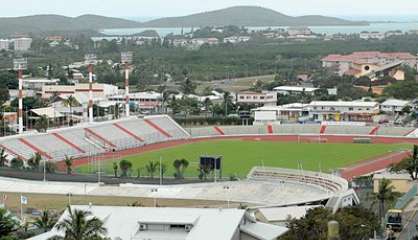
[398,196,418,240]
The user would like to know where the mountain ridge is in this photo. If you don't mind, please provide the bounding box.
[0,6,368,36]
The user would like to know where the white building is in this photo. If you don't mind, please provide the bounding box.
[108,91,162,111]
[380,99,410,113]
[42,83,118,100]
[23,78,60,90]
[30,205,288,240]
[252,103,306,124]
[307,101,380,122]
[287,27,312,36]
[13,37,32,51]
[223,36,251,44]
[236,91,277,106]
[0,39,10,50]
[359,31,385,40]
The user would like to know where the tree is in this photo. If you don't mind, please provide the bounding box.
[0,208,18,237]
[10,158,23,169]
[34,115,48,132]
[282,206,379,240]
[222,91,233,116]
[370,178,400,223]
[145,161,159,179]
[64,156,73,175]
[63,96,78,127]
[28,152,42,170]
[33,209,57,233]
[53,206,107,240]
[0,148,8,167]
[173,159,189,179]
[112,162,118,178]
[390,145,418,180]
[180,77,196,95]
[119,160,132,177]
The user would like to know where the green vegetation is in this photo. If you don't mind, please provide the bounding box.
[282,206,379,240]
[76,140,409,178]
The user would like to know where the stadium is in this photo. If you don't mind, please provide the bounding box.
[0,115,417,208]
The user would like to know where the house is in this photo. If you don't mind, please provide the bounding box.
[321,51,417,81]
[0,39,10,50]
[359,31,385,40]
[42,83,118,100]
[108,91,162,111]
[273,86,337,96]
[236,91,277,106]
[13,37,32,51]
[287,27,312,36]
[380,99,410,113]
[307,101,380,122]
[252,103,306,124]
[373,172,413,193]
[29,205,288,240]
[223,36,251,44]
[22,78,60,91]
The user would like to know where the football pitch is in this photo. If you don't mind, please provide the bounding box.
[76,140,410,178]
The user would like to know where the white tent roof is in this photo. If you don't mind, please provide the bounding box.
[30,107,64,118]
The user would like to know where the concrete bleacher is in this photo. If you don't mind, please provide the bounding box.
[0,138,37,160]
[23,134,80,160]
[247,167,348,193]
[325,125,372,135]
[377,126,416,136]
[146,115,190,139]
[117,119,166,144]
[87,124,141,150]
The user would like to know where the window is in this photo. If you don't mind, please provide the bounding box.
[348,107,353,111]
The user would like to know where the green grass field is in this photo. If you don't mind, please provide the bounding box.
[76,140,410,178]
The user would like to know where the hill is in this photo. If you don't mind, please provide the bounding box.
[0,14,141,36]
[141,6,368,27]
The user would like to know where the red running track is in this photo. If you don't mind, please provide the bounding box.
[64,134,418,180]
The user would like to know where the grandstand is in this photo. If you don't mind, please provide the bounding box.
[0,115,189,162]
[0,115,417,164]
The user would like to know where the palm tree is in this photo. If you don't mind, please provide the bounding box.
[0,207,18,237]
[35,115,49,132]
[63,95,78,127]
[173,159,189,179]
[112,162,118,178]
[145,160,159,179]
[223,92,233,117]
[28,152,42,170]
[33,209,57,232]
[0,148,8,167]
[64,156,73,175]
[53,206,107,240]
[371,178,400,223]
[119,159,132,177]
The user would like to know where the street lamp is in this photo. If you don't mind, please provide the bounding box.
[223,185,230,208]
[121,52,133,117]
[150,188,158,207]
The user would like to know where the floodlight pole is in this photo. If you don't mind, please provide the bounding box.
[18,69,23,134]
[88,64,94,123]
[125,64,130,117]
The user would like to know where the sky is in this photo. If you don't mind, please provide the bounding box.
[2,0,418,20]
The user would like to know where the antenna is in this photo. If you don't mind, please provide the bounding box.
[13,58,27,134]
[121,52,133,117]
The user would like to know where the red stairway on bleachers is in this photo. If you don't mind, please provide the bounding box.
[113,123,144,142]
[214,126,225,135]
[51,132,85,153]
[0,144,25,160]
[144,119,172,138]
[84,128,117,148]
[267,124,273,134]
[320,125,327,134]
[18,138,53,159]
[369,126,380,135]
